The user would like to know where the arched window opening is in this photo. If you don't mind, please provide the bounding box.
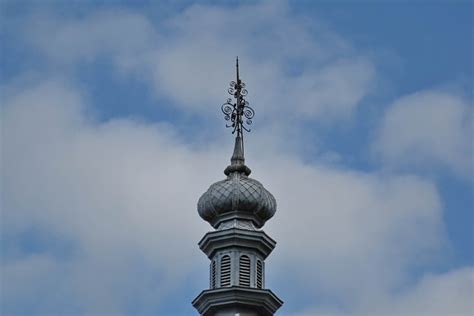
[239,255,251,287]
[211,260,216,288]
[220,255,231,287]
[256,260,263,289]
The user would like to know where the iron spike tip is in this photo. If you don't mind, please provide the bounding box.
[236,56,240,82]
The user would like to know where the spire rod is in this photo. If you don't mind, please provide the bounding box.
[221,58,254,176]
[236,56,240,83]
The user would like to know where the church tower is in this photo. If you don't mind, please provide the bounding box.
[192,59,283,316]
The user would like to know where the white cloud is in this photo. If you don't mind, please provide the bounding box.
[376,267,474,316]
[373,90,472,178]
[297,267,474,316]
[260,159,446,308]
[1,79,216,314]
[2,79,469,315]
[150,2,375,121]
[2,2,471,315]
[24,1,375,122]
[27,10,157,66]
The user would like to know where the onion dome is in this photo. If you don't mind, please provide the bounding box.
[198,57,276,229]
[198,136,276,229]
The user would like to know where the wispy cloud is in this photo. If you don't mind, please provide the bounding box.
[23,1,375,122]
[373,89,472,178]
[2,76,465,315]
[1,1,472,315]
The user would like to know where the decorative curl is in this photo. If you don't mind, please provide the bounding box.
[221,77,254,134]
[243,107,255,119]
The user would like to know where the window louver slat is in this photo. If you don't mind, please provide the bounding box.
[239,255,251,287]
[220,255,231,287]
[211,260,216,288]
[256,260,263,289]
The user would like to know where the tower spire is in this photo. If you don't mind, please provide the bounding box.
[193,58,283,316]
[222,57,254,176]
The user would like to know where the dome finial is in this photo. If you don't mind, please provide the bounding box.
[222,57,254,176]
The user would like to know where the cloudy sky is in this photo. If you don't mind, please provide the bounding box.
[1,1,473,315]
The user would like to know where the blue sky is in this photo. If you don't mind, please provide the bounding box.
[1,1,472,315]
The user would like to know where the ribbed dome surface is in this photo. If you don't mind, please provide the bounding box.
[198,172,276,228]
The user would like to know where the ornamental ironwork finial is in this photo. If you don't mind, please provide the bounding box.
[222,57,254,176]
[221,57,255,136]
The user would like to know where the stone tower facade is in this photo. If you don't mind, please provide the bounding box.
[192,59,283,316]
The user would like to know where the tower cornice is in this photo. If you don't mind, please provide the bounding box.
[198,228,277,259]
[193,287,283,316]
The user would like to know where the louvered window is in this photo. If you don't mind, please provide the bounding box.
[256,260,263,289]
[220,255,231,287]
[211,260,216,288]
[239,255,251,287]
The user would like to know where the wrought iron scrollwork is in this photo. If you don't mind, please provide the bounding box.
[221,59,255,135]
